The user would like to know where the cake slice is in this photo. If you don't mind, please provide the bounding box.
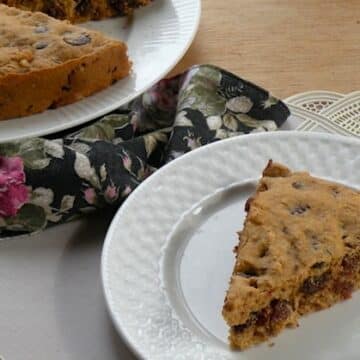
[0,5,131,120]
[1,0,153,23]
[223,160,360,350]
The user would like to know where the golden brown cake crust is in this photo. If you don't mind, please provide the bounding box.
[1,0,153,23]
[0,4,131,120]
[223,161,360,349]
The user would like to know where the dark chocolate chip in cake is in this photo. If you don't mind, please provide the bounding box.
[342,253,360,275]
[300,272,330,294]
[63,33,91,46]
[75,0,92,15]
[291,204,310,215]
[292,181,305,189]
[108,0,126,12]
[34,25,48,33]
[270,300,291,324]
[34,41,48,50]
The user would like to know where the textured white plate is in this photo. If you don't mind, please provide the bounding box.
[102,132,360,360]
[0,0,201,143]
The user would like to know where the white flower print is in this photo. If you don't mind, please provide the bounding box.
[226,96,253,113]
[236,114,277,131]
[100,164,107,183]
[74,153,100,188]
[175,111,193,127]
[223,114,238,132]
[31,188,54,209]
[206,116,222,130]
[60,195,75,212]
[183,131,202,150]
[262,95,278,109]
[68,142,91,155]
[44,140,65,159]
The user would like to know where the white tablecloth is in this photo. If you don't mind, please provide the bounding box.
[0,210,136,360]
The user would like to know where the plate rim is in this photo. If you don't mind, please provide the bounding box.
[0,0,202,143]
[101,131,360,359]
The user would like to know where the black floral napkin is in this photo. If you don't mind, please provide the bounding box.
[0,65,290,236]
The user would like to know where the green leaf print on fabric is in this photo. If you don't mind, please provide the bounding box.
[6,204,47,233]
[11,139,52,170]
[178,66,227,117]
[79,122,115,141]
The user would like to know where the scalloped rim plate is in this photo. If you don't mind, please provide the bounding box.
[0,0,201,143]
[102,131,360,360]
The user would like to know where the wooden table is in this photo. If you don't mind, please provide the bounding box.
[172,0,360,99]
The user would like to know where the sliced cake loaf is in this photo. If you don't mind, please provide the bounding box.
[0,4,131,120]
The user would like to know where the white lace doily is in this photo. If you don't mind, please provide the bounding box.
[285,91,360,137]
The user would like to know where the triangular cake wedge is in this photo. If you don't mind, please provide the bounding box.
[0,5,131,120]
[223,160,360,350]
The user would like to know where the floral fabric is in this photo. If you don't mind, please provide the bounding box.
[0,65,290,236]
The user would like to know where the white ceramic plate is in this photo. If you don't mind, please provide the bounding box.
[0,0,201,143]
[102,131,360,360]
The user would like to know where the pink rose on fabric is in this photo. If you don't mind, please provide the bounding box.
[84,188,97,205]
[104,185,119,203]
[121,185,132,198]
[148,77,180,112]
[122,153,132,172]
[0,156,29,217]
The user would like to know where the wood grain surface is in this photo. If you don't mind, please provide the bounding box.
[171,0,360,98]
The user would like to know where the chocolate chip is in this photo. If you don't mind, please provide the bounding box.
[256,307,271,326]
[300,272,330,294]
[292,181,305,189]
[34,25,48,33]
[75,0,91,14]
[233,300,291,334]
[245,197,254,212]
[61,85,71,92]
[45,5,66,19]
[108,0,126,12]
[249,279,258,288]
[236,271,254,278]
[236,264,264,278]
[291,204,310,215]
[333,280,353,299]
[34,41,48,50]
[309,234,321,250]
[233,313,258,333]
[223,300,233,312]
[233,323,247,333]
[270,300,291,324]
[342,253,360,275]
[258,182,268,192]
[259,245,269,258]
[64,33,91,46]
[311,261,326,270]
